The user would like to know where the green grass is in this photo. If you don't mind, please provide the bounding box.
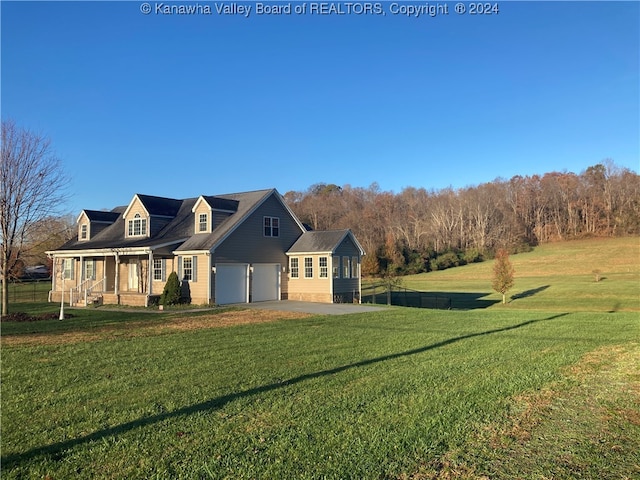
[378,237,640,312]
[2,238,639,479]
[2,307,639,479]
[3,279,51,303]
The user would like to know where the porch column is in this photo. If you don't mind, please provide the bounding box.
[148,251,153,296]
[114,253,120,296]
[51,256,57,292]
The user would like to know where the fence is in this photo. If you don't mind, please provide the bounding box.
[361,283,452,310]
[2,279,52,304]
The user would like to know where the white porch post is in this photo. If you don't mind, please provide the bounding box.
[114,253,120,296]
[51,257,57,292]
[148,250,153,296]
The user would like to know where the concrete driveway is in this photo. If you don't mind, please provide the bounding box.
[244,300,386,316]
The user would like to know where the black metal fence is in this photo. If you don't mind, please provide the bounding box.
[2,279,52,304]
[362,284,452,310]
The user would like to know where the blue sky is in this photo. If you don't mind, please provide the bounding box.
[2,1,638,215]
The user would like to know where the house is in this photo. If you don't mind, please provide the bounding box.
[47,189,364,307]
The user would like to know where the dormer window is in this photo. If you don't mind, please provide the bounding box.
[80,224,88,240]
[198,213,208,232]
[128,213,147,237]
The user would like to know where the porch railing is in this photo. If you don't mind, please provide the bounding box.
[71,277,106,305]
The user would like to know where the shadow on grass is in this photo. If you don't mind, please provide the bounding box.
[2,312,570,469]
[510,285,550,302]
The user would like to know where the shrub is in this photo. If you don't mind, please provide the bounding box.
[431,252,460,271]
[463,248,484,264]
[160,272,181,306]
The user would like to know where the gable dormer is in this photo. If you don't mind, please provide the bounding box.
[122,194,182,239]
[123,195,150,239]
[77,209,120,241]
[192,195,239,234]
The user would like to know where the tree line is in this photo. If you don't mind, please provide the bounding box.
[284,160,640,276]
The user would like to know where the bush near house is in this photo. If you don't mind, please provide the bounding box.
[159,272,181,306]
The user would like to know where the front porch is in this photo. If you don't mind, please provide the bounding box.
[49,289,157,307]
[50,251,171,308]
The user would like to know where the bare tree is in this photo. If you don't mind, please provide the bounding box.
[1,120,69,314]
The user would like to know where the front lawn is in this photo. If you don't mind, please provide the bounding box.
[2,306,638,479]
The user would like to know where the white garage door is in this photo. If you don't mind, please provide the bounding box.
[252,263,280,302]
[215,264,248,305]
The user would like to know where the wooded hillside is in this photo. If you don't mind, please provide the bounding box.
[284,161,640,276]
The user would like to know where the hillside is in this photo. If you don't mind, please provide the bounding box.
[392,237,640,312]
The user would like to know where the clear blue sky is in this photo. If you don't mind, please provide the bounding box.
[2,1,639,215]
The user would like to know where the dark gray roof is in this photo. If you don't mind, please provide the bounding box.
[201,196,239,212]
[57,198,197,251]
[83,209,121,223]
[287,229,359,254]
[175,189,276,251]
[136,194,183,217]
[54,189,294,254]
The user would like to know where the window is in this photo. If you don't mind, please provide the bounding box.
[179,256,197,282]
[304,257,313,278]
[319,257,328,278]
[333,256,340,278]
[182,257,192,281]
[290,257,299,279]
[153,258,165,281]
[128,213,147,237]
[352,256,359,278]
[342,256,350,278]
[84,259,95,280]
[198,213,208,232]
[62,259,74,279]
[264,216,280,237]
[80,224,88,240]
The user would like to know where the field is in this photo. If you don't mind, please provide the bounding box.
[378,237,640,312]
[1,238,639,479]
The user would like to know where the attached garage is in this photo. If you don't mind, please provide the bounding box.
[251,263,281,302]
[215,263,248,305]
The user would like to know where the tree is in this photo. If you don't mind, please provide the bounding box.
[492,248,515,304]
[1,120,69,315]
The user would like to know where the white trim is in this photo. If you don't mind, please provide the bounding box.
[47,239,189,258]
[192,195,237,214]
[122,194,150,220]
[286,251,333,256]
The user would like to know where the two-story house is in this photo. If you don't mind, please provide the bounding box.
[47,189,364,307]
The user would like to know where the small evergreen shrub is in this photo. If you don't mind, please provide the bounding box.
[160,272,181,306]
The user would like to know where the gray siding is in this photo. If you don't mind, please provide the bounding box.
[212,194,302,264]
[212,211,233,229]
[212,194,304,302]
[150,216,173,236]
[333,236,361,296]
